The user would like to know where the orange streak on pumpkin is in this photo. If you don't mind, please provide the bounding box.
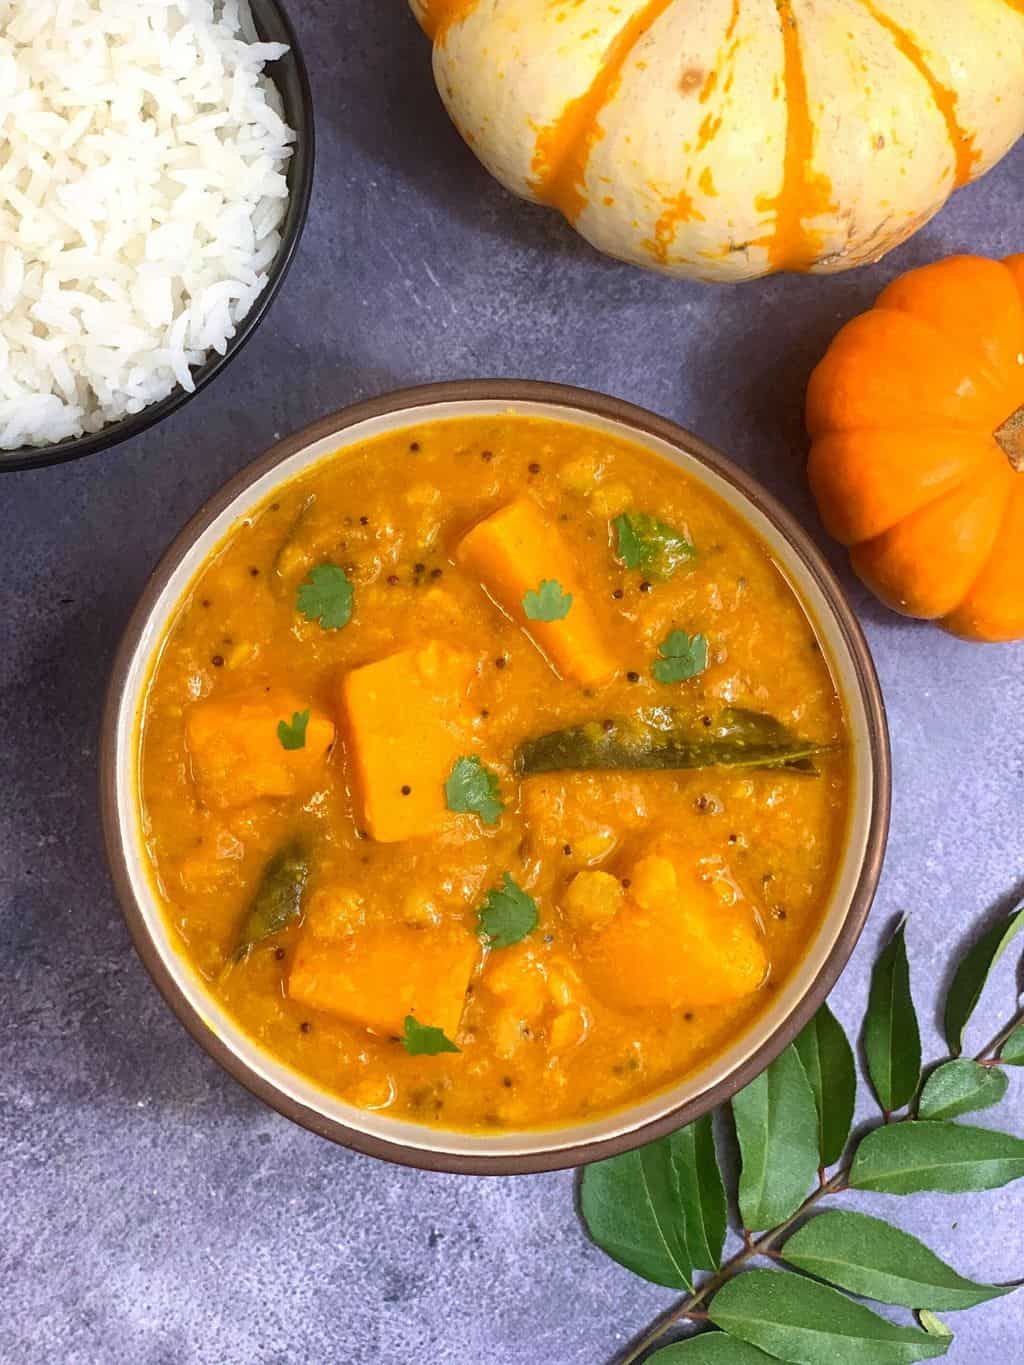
[855,0,979,187]
[417,0,479,42]
[642,0,738,266]
[529,0,677,223]
[644,189,706,266]
[999,0,1024,13]
[759,0,835,272]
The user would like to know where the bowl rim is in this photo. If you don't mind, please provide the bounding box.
[0,0,315,475]
[100,378,891,1175]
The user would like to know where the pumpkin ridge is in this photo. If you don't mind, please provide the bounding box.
[759,0,835,273]
[943,476,1021,632]
[643,0,742,266]
[853,0,979,187]
[528,0,678,225]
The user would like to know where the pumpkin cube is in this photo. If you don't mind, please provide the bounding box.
[289,922,479,1039]
[185,689,335,810]
[339,641,476,842]
[580,853,767,1012]
[455,498,617,686]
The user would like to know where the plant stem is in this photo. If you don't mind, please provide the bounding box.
[974,1002,1024,1064]
[614,1170,848,1364]
[612,1004,1023,1365]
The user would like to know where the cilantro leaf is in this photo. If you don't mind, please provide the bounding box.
[296,563,354,630]
[522,579,573,622]
[477,873,539,949]
[401,1015,460,1056]
[445,755,504,826]
[277,709,310,750]
[652,629,709,684]
[613,511,696,580]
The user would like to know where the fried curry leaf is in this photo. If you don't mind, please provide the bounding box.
[277,709,310,751]
[445,756,504,826]
[652,629,709,684]
[516,707,828,776]
[401,1015,460,1056]
[236,843,309,958]
[522,578,573,621]
[477,873,539,949]
[613,511,696,580]
[296,562,354,630]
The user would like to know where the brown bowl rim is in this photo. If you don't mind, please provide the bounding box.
[100,378,891,1176]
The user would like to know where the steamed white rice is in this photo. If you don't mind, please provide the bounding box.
[0,0,295,451]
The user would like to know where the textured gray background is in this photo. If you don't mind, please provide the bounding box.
[1,5,1022,1363]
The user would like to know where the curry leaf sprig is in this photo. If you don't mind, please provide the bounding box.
[581,897,1024,1365]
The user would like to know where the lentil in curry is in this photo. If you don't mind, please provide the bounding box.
[138,415,850,1131]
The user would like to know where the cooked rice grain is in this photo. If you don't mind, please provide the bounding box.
[0,0,294,450]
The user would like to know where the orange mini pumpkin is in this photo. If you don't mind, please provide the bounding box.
[807,254,1024,642]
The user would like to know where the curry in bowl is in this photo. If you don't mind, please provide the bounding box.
[138,413,850,1132]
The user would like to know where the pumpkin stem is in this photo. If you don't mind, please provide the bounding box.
[996,405,1024,472]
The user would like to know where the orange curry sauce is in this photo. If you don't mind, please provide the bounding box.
[139,416,850,1130]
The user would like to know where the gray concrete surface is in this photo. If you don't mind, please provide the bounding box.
[1,5,1022,1362]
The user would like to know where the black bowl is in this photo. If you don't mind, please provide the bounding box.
[2,0,314,474]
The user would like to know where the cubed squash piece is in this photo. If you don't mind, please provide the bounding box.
[185,689,335,810]
[580,854,767,1011]
[562,870,625,931]
[338,641,475,842]
[289,922,478,1038]
[455,498,617,686]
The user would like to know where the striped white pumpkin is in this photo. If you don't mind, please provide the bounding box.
[411,0,1024,282]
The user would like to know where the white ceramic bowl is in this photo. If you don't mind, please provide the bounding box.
[101,381,890,1174]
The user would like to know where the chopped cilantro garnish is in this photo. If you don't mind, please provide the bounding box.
[445,756,504,826]
[477,873,539,949]
[613,512,696,580]
[401,1015,460,1056]
[277,709,310,750]
[296,563,353,630]
[522,578,573,622]
[652,629,709,684]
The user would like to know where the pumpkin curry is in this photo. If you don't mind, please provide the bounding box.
[139,415,850,1131]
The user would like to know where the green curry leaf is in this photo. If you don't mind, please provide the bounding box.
[849,1120,1024,1195]
[296,562,354,630]
[613,511,696,580]
[1000,1025,1024,1065]
[863,919,921,1114]
[794,1002,856,1168]
[445,755,504,826]
[709,1270,951,1362]
[944,904,1024,1054]
[476,873,538,949]
[277,709,310,751]
[732,1044,819,1230]
[646,1339,777,1364]
[522,578,573,621]
[918,1060,1009,1121]
[652,629,709,684]
[401,1015,460,1056]
[782,1210,1014,1310]
[580,1129,694,1289]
